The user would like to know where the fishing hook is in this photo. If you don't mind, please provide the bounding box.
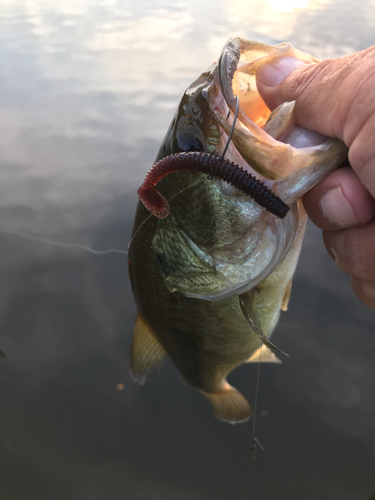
[220,95,240,160]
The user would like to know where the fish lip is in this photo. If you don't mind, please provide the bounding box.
[218,36,241,114]
[215,37,277,184]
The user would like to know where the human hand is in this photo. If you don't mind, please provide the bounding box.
[256,47,375,309]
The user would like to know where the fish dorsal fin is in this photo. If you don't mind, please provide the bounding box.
[199,383,252,424]
[281,279,293,311]
[246,344,281,363]
[130,311,167,385]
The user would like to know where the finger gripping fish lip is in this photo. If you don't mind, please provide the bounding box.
[137,151,290,219]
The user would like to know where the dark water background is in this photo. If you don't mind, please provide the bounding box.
[0,1,374,499]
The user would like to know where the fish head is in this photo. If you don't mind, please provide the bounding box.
[151,37,347,301]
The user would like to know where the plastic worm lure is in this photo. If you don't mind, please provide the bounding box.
[137,151,290,219]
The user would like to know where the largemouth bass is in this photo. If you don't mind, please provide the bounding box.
[128,38,347,424]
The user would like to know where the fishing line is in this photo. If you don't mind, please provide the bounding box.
[127,213,153,250]
[3,100,240,257]
[138,97,291,219]
[127,176,206,250]
[0,228,129,255]
[250,347,265,461]
[220,95,239,161]
[0,178,207,257]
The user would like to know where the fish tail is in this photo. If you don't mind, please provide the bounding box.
[199,383,252,424]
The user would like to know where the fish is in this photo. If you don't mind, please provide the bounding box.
[128,37,347,424]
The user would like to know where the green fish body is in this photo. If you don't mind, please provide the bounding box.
[129,38,347,423]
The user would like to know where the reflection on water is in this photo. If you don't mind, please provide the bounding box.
[0,1,374,499]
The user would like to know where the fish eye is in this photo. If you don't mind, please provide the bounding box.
[177,133,203,152]
[191,103,200,115]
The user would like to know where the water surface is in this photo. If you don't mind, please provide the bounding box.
[0,1,374,499]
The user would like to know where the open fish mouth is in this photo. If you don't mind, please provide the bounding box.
[138,38,345,223]
[214,37,344,186]
[134,37,348,302]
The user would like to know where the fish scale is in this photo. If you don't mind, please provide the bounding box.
[129,37,347,423]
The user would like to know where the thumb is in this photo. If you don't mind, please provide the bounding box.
[256,48,374,144]
[256,47,375,196]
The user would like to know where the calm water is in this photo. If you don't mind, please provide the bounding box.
[0,1,374,499]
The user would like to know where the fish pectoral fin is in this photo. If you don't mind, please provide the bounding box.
[281,279,293,311]
[130,311,167,385]
[246,345,282,363]
[199,383,252,424]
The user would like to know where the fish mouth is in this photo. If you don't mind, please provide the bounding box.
[218,37,272,129]
[216,37,335,182]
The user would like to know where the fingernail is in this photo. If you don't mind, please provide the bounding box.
[257,56,306,87]
[320,186,358,228]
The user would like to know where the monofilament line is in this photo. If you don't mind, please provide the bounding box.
[128,177,206,250]
[250,348,264,461]
[0,180,207,257]
[220,95,239,160]
[0,228,128,255]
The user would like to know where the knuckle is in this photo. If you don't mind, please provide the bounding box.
[326,223,375,279]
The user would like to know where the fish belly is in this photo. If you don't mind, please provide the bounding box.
[129,202,262,392]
